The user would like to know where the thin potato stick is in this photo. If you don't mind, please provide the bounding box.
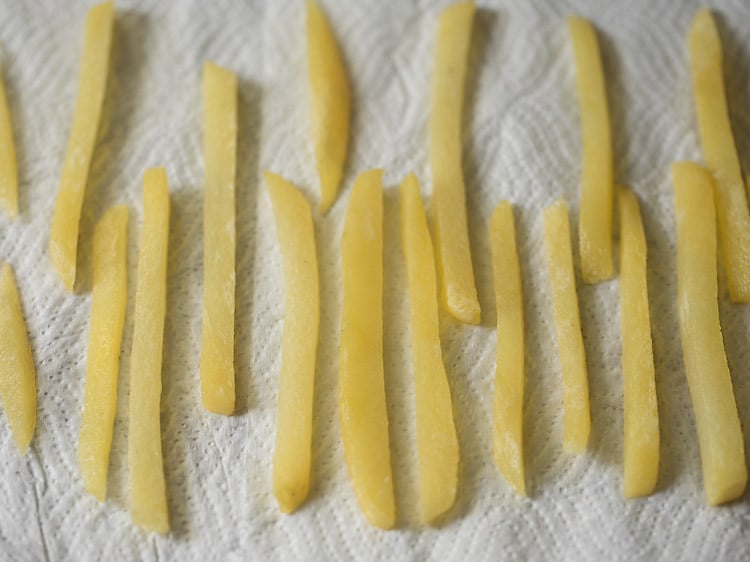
[200,62,237,415]
[672,161,747,506]
[0,59,18,218]
[78,205,128,501]
[429,1,481,324]
[49,1,114,291]
[128,168,170,533]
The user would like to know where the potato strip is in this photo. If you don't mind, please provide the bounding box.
[0,60,18,218]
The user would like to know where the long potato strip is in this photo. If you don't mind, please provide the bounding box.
[0,62,18,218]
[49,1,114,291]
[200,62,237,415]
[672,161,747,506]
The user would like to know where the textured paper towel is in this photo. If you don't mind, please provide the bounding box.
[1,0,750,560]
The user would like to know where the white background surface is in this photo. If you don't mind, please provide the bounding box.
[1,0,750,560]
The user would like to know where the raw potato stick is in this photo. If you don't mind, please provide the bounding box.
[489,201,525,495]
[400,174,459,523]
[339,169,395,529]
[79,205,128,501]
[543,200,590,453]
[128,168,170,533]
[568,16,614,284]
[307,0,350,212]
[618,187,659,498]
[688,8,750,303]
[0,263,36,453]
[200,62,237,415]
[672,161,747,506]
[49,1,114,291]
[0,58,18,218]
[265,172,320,514]
[429,1,481,324]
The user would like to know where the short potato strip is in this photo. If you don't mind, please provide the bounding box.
[568,16,613,284]
[672,161,747,506]
[265,172,320,514]
[200,62,237,415]
[618,187,659,498]
[49,1,114,291]
[543,200,590,453]
[400,173,458,524]
[0,263,36,453]
[489,201,525,495]
[79,205,128,501]
[0,60,18,218]
[688,8,750,303]
[429,1,480,325]
[128,168,170,533]
[339,169,394,529]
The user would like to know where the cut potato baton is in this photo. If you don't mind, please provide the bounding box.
[0,58,18,218]
[265,172,320,514]
[339,169,394,529]
[400,173,458,523]
[543,200,590,453]
[429,1,480,324]
[78,205,128,501]
[618,187,659,498]
[0,263,36,453]
[489,201,525,495]
[128,168,170,533]
[672,161,747,506]
[49,1,114,291]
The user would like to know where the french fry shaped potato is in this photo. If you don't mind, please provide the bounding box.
[0,59,18,218]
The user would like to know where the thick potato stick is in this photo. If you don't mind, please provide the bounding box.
[49,1,114,291]
[265,172,320,514]
[672,161,746,506]
[618,187,659,498]
[429,1,480,325]
[78,205,128,501]
[568,16,613,284]
[0,61,18,218]
[489,201,525,495]
[400,173,458,523]
[200,62,237,415]
[339,169,394,529]
[128,168,170,533]
[543,200,590,453]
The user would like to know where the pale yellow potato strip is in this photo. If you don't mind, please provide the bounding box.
[0,63,18,218]
[489,201,525,495]
[0,263,36,453]
[128,168,170,533]
[543,200,590,453]
[688,8,750,303]
[78,205,128,501]
[307,0,350,213]
[429,1,480,324]
[618,187,659,498]
[265,172,320,514]
[672,161,747,506]
[200,62,237,415]
[49,1,114,291]
[568,16,613,284]
[400,173,458,524]
[339,169,394,529]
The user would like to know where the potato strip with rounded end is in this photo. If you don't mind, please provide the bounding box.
[307,0,350,213]
[688,8,750,303]
[543,200,590,453]
[78,205,128,502]
[0,62,18,218]
[400,173,458,524]
[429,1,480,325]
[265,172,320,515]
[0,263,36,454]
[489,201,525,495]
[49,1,114,291]
[618,187,659,499]
[128,168,170,533]
[672,161,747,506]
[200,61,237,415]
[567,16,613,284]
[339,169,394,529]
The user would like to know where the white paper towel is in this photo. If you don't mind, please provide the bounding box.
[1,0,750,559]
